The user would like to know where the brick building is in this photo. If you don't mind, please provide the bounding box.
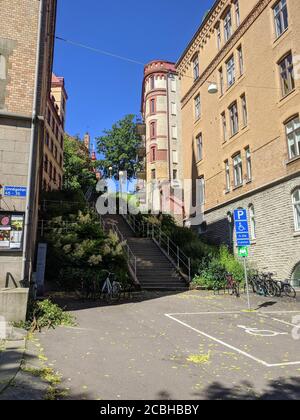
[0,0,57,294]
[43,74,67,191]
[140,61,184,218]
[176,0,300,285]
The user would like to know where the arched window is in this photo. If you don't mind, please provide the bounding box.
[249,204,256,240]
[292,188,300,231]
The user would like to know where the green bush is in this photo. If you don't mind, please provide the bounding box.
[16,299,75,332]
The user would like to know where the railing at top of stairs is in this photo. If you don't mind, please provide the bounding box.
[123,213,191,284]
[99,215,138,286]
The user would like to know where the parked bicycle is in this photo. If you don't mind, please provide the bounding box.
[245,270,296,299]
[100,271,122,302]
[213,273,240,298]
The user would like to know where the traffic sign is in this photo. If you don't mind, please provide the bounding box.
[238,246,249,258]
[234,209,250,247]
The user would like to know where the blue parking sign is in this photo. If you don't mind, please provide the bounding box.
[234,209,250,247]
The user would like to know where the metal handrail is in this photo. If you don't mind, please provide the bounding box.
[100,216,138,284]
[123,213,191,283]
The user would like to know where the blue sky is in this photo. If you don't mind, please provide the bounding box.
[54,0,214,149]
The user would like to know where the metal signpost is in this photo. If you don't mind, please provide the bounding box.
[234,209,251,310]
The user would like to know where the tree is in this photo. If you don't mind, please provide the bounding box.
[63,134,99,192]
[96,114,141,179]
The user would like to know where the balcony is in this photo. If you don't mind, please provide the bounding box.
[136,122,146,136]
[137,140,146,158]
[136,168,146,180]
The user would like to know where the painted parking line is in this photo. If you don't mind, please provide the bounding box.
[165,311,300,368]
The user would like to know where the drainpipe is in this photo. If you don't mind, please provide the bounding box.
[21,0,44,282]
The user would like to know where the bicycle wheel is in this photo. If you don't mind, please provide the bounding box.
[283,284,296,299]
[265,281,277,298]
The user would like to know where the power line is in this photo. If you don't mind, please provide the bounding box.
[55,36,146,66]
[55,35,292,91]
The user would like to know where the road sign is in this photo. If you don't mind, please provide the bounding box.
[238,246,249,258]
[3,186,27,198]
[234,209,250,247]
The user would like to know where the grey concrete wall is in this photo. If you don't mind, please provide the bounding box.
[202,176,300,282]
[0,288,29,322]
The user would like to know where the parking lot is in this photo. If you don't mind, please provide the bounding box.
[16,289,300,400]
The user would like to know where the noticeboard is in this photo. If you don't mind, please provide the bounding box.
[0,212,25,251]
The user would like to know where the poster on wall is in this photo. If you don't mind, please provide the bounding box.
[0,212,25,251]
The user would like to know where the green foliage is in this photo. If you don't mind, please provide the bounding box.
[63,134,99,192]
[16,299,75,332]
[96,114,142,179]
[40,190,87,220]
[45,210,128,290]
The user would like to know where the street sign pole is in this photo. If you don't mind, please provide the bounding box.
[243,256,251,311]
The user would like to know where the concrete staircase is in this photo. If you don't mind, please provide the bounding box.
[103,215,188,291]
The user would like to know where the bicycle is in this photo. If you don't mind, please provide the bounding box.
[274,279,296,299]
[225,273,240,298]
[101,271,122,302]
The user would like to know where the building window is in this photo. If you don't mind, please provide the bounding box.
[193,55,200,81]
[171,102,177,116]
[173,151,178,164]
[151,147,156,162]
[60,134,64,148]
[245,147,252,181]
[229,102,239,136]
[216,25,222,50]
[172,125,178,139]
[249,204,256,240]
[233,153,243,187]
[224,8,232,42]
[238,46,244,75]
[292,189,300,231]
[219,67,224,95]
[45,133,49,147]
[150,98,155,114]
[241,94,248,127]
[234,0,240,27]
[226,55,235,88]
[279,53,295,97]
[171,78,176,92]
[0,54,6,80]
[196,133,203,161]
[286,116,300,159]
[225,160,230,192]
[274,0,288,38]
[150,121,156,138]
[173,169,178,180]
[150,76,155,90]
[194,94,201,120]
[151,169,156,180]
[198,176,205,205]
[221,112,227,142]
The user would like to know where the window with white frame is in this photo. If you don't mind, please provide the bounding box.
[150,76,155,90]
[286,116,300,159]
[193,55,200,81]
[172,125,178,139]
[221,112,227,142]
[150,98,155,114]
[224,8,232,42]
[229,102,239,136]
[233,153,243,187]
[194,94,201,120]
[234,0,240,27]
[173,150,178,164]
[196,133,203,161]
[171,78,176,92]
[238,46,244,75]
[292,188,300,231]
[245,146,252,181]
[171,102,177,115]
[274,0,288,38]
[241,94,248,126]
[0,55,6,80]
[225,160,230,191]
[216,25,222,50]
[249,204,256,239]
[226,55,235,87]
[219,67,224,95]
[279,53,295,97]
